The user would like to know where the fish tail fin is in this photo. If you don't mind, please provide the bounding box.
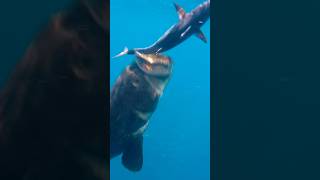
[113,47,134,58]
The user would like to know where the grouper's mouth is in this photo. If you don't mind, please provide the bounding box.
[135,51,173,77]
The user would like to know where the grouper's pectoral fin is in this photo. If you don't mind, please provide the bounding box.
[195,29,207,43]
[122,135,143,171]
[173,2,186,20]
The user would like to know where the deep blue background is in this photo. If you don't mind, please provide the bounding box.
[110,0,210,179]
[0,0,70,87]
[213,0,320,179]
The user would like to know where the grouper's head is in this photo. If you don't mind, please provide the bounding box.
[135,51,173,78]
[134,51,173,95]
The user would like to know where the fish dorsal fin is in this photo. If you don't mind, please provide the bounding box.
[173,2,186,20]
[195,29,207,43]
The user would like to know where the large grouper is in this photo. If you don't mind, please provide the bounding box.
[110,52,173,171]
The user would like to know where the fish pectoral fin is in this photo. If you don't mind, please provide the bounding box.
[173,2,186,20]
[122,135,143,172]
[195,29,207,43]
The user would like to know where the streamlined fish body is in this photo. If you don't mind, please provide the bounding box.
[114,0,210,58]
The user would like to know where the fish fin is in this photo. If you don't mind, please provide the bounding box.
[195,29,207,43]
[180,26,192,38]
[122,135,143,172]
[173,2,186,20]
[113,47,129,58]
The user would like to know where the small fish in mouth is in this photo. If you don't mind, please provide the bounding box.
[113,0,210,58]
[135,51,173,77]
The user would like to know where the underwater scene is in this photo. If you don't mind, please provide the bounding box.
[0,1,69,87]
[110,0,210,179]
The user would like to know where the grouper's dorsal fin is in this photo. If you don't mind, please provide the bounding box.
[122,136,143,172]
[173,2,186,20]
[195,29,207,43]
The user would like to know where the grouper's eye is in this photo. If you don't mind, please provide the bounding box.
[135,52,173,77]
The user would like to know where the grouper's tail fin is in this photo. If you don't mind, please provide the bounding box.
[112,47,134,58]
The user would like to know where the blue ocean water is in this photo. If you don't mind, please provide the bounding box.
[110,0,210,179]
[0,1,69,87]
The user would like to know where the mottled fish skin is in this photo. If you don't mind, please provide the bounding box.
[110,53,172,171]
[113,0,210,58]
